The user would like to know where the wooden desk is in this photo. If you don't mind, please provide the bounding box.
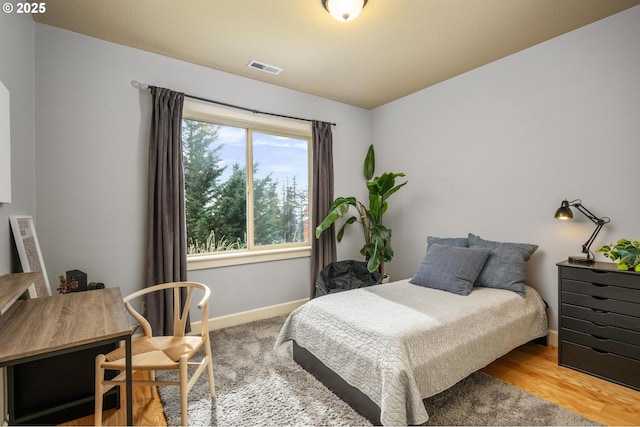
[0,288,133,425]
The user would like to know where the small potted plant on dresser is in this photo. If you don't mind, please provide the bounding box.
[597,239,640,272]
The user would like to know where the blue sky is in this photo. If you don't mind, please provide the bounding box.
[213,124,309,191]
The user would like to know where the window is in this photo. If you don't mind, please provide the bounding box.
[182,99,312,269]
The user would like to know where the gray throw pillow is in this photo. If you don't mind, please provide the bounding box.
[468,233,538,298]
[410,244,491,296]
[426,236,469,251]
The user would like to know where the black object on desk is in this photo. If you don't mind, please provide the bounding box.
[66,269,88,292]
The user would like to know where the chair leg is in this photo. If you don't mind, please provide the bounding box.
[204,340,216,398]
[179,356,189,426]
[94,354,106,426]
[150,369,159,399]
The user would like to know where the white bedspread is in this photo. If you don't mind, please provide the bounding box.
[275,280,548,426]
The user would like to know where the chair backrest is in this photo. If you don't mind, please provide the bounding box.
[123,281,211,338]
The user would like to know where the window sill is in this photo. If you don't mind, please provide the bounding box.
[187,246,311,271]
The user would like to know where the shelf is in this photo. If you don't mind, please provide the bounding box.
[0,272,40,315]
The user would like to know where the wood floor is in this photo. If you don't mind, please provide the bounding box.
[481,343,640,426]
[58,371,166,427]
[61,343,640,426]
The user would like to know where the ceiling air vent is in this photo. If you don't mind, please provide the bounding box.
[247,60,282,75]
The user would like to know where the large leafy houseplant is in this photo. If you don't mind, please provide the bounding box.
[315,145,407,275]
[597,239,640,272]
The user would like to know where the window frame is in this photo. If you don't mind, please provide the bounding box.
[182,99,312,270]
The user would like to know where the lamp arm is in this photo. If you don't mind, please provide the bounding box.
[571,202,610,260]
[581,222,603,260]
[572,203,604,225]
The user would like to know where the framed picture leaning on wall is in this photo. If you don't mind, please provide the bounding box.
[9,215,51,297]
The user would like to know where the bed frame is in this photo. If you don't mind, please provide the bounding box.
[293,341,382,425]
[292,334,548,426]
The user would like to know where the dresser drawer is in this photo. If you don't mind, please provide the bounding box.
[561,291,640,317]
[561,267,640,290]
[561,328,640,360]
[562,316,640,347]
[560,341,640,391]
[562,304,640,330]
[562,279,640,304]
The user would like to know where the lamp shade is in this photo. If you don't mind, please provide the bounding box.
[323,0,367,22]
[554,200,573,220]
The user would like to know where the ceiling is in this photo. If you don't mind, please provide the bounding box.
[33,0,640,109]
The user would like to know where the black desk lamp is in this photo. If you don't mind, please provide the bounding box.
[555,199,610,265]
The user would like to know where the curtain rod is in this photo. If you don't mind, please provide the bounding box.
[131,80,336,126]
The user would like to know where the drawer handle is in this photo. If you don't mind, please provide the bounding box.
[592,335,608,341]
[591,283,607,288]
[591,308,607,314]
[593,348,609,354]
[591,321,608,327]
[591,296,608,301]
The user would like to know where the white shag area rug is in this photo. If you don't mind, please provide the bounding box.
[157,315,600,426]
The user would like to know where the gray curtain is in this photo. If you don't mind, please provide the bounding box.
[145,86,189,336]
[310,121,337,298]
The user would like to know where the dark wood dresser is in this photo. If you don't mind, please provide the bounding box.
[557,260,640,390]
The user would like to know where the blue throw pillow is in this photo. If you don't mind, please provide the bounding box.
[426,236,469,251]
[468,233,538,298]
[410,244,491,296]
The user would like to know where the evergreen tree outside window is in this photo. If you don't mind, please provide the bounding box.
[182,100,311,266]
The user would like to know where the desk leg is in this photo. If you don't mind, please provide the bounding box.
[125,335,133,426]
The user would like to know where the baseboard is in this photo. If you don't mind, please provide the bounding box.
[548,329,558,347]
[190,298,308,333]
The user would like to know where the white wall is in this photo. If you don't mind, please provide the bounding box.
[33,23,370,320]
[0,13,36,274]
[0,10,36,424]
[372,6,640,331]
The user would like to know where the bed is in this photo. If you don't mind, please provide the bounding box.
[275,280,547,425]
[275,235,548,426]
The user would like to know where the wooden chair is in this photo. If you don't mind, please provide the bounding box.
[94,281,216,426]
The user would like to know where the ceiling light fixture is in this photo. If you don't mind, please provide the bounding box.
[322,0,368,22]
